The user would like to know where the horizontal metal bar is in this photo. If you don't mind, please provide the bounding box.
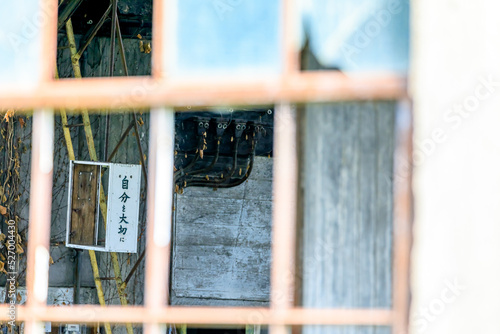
[0,306,394,325]
[72,160,112,167]
[0,72,407,110]
[65,243,106,251]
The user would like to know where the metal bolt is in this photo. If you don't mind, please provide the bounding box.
[267,109,272,115]
[87,19,93,24]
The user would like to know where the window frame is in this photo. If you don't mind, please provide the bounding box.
[0,1,412,334]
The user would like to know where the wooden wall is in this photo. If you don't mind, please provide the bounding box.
[301,102,395,334]
[49,36,150,309]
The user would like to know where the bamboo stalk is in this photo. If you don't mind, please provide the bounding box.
[65,17,133,334]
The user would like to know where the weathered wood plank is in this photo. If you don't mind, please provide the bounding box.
[70,164,98,245]
[302,103,395,334]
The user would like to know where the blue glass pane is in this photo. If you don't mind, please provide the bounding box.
[169,0,282,76]
[301,0,409,72]
[0,0,43,87]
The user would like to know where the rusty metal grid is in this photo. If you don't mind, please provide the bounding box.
[0,0,412,334]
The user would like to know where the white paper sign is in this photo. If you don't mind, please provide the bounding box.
[66,161,142,253]
[107,163,141,253]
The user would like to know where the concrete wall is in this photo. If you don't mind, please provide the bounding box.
[171,156,273,306]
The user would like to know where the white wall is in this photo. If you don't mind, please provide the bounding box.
[411,1,500,333]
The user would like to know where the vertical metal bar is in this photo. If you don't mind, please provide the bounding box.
[270,103,298,334]
[144,108,175,333]
[115,19,149,187]
[66,161,74,246]
[131,113,149,187]
[95,166,102,245]
[152,0,166,78]
[104,0,118,160]
[109,0,118,77]
[40,0,58,82]
[73,250,81,305]
[103,114,111,162]
[272,2,299,330]
[115,18,128,75]
[25,110,54,334]
[55,67,75,161]
[392,101,413,334]
[283,0,299,75]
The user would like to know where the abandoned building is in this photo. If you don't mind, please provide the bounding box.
[2,0,500,334]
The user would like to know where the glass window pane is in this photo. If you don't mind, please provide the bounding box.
[300,0,409,72]
[0,0,43,87]
[166,0,282,77]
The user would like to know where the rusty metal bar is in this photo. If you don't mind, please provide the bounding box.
[392,102,413,334]
[41,0,58,82]
[0,73,407,110]
[270,104,297,309]
[1,305,394,325]
[131,112,148,187]
[109,0,118,77]
[123,248,145,284]
[107,120,135,161]
[75,3,113,60]
[25,110,54,334]
[104,0,119,161]
[151,0,166,78]
[115,17,128,75]
[283,0,299,75]
[114,16,149,187]
[270,11,299,334]
[144,108,175,334]
[270,103,298,334]
[64,123,85,127]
